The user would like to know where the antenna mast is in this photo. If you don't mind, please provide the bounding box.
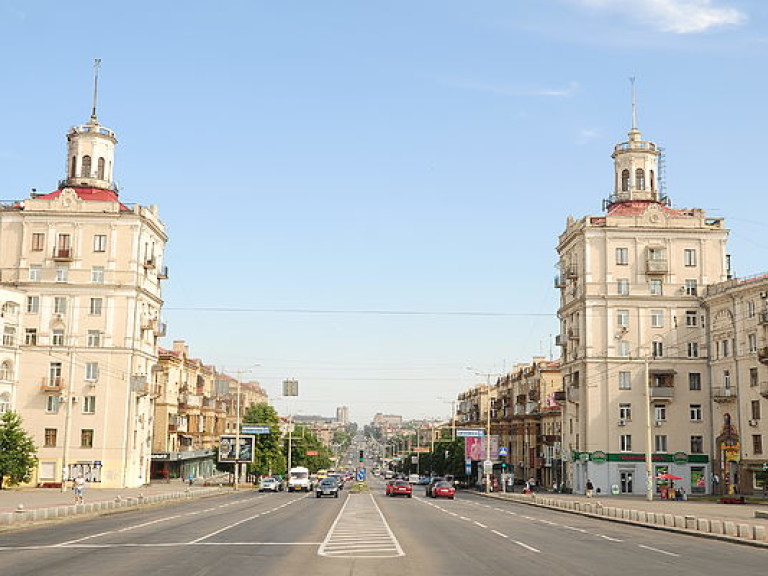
[91,58,102,122]
[630,76,637,129]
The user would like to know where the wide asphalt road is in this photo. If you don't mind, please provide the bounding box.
[0,478,764,576]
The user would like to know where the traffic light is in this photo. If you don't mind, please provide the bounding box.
[359,450,364,462]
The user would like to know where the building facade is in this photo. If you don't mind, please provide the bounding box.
[557,119,728,496]
[0,289,24,415]
[1,106,167,488]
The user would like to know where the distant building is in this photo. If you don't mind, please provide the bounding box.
[336,405,350,425]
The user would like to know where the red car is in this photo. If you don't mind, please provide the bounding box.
[387,480,413,498]
[431,481,455,499]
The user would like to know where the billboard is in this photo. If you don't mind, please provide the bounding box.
[218,435,255,462]
[464,435,499,461]
[283,379,299,397]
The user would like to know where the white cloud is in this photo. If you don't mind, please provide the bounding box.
[577,0,746,34]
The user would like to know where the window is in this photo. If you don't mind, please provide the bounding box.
[752,400,761,420]
[655,435,667,452]
[24,328,37,345]
[2,327,15,347]
[652,341,664,358]
[721,339,730,357]
[27,295,39,314]
[747,300,756,319]
[620,434,632,452]
[617,310,630,327]
[648,247,665,262]
[31,232,45,251]
[619,403,632,420]
[651,309,664,328]
[618,341,630,357]
[56,234,71,256]
[617,279,629,296]
[85,362,99,381]
[89,298,103,316]
[691,435,704,454]
[750,368,759,387]
[748,333,757,353]
[52,329,65,346]
[29,265,42,282]
[83,396,96,414]
[618,371,631,390]
[93,234,107,252]
[50,362,62,381]
[687,342,699,358]
[97,157,105,179]
[685,311,698,327]
[44,428,57,447]
[54,297,67,314]
[81,155,91,177]
[616,247,629,265]
[55,266,68,282]
[45,395,60,413]
[654,404,667,422]
[635,168,645,190]
[684,249,697,267]
[685,279,698,296]
[621,170,630,192]
[650,279,662,296]
[0,361,12,381]
[753,435,763,456]
[690,404,702,421]
[87,330,102,347]
[0,392,8,413]
[91,266,104,284]
[80,429,94,448]
[723,369,731,388]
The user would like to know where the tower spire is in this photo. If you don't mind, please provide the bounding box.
[630,76,637,130]
[91,58,102,123]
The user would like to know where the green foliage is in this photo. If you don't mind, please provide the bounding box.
[242,403,283,476]
[287,424,332,471]
[0,411,38,489]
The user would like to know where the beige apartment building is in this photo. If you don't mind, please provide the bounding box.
[557,118,729,496]
[703,276,768,494]
[0,288,24,414]
[0,105,167,488]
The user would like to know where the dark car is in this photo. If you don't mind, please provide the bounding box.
[425,476,445,497]
[315,478,340,498]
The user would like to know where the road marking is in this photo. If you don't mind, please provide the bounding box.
[318,494,404,558]
[638,544,680,557]
[474,521,488,528]
[514,540,541,553]
[563,526,587,533]
[597,534,623,542]
[491,530,508,538]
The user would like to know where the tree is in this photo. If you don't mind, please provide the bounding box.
[0,411,37,490]
[242,403,283,476]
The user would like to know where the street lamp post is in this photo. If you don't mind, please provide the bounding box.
[467,368,501,495]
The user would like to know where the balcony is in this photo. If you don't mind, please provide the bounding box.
[52,247,74,262]
[649,385,675,400]
[568,327,580,340]
[555,334,566,347]
[645,258,668,274]
[157,265,169,280]
[713,386,737,402]
[564,265,578,278]
[553,390,566,403]
[143,256,156,269]
[528,389,540,401]
[554,274,565,289]
[759,311,768,325]
[41,376,65,392]
[567,385,580,403]
[758,347,768,365]
[513,404,525,416]
[525,401,538,415]
[541,434,561,445]
[516,394,527,404]
[154,322,167,337]
[760,382,768,399]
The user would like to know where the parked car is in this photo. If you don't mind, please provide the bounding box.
[425,476,445,497]
[315,478,340,498]
[258,477,280,492]
[389,480,413,498]
[431,481,455,499]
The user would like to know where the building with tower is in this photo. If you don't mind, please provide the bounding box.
[0,67,168,488]
[556,108,729,496]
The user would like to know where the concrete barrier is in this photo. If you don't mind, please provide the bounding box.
[710,519,723,534]
[664,514,674,526]
[684,515,696,530]
[738,524,752,539]
[697,518,710,532]
[674,515,685,528]
[754,526,767,542]
[724,521,737,536]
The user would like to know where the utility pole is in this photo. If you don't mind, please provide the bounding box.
[644,355,654,501]
[60,349,76,492]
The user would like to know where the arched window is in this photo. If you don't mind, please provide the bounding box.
[81,155,92,178]
[70,156,77,178]
[621,169,630,192]
[635,168,645,190]
[2,301,19,318]
[97,157,105,180]
[0,391,10,413]
[649,170,655,192]
[0,360,13,381]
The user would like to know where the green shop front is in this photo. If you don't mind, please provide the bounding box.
[570,450,710,496]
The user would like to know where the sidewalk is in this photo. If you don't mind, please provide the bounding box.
[0,476,233,514]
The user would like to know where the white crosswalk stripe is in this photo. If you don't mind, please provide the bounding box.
[318,494,404,558]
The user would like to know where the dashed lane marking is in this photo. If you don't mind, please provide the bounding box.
[514,540,541,553]
[638,544,680,557]
[491,530,508,538]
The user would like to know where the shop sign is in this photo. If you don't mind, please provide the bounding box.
[151,453,170,460]
[724,444,740,462]
[673,452,688,465]
[590,451,607,464]
[579,452,589,462]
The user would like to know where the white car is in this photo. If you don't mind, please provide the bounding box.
[259,477,280,492]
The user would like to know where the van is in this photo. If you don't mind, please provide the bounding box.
[408,474,420,484]
[287,466,312,492]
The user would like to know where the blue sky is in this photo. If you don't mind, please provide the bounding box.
[2,1,767,424]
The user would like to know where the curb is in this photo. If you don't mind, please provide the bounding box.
[0,487,232,532]
[477,492,768,549]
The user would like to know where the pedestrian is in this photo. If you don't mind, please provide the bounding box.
[188,473,194,486]
[586,479,594,498]
[73,474,86,504]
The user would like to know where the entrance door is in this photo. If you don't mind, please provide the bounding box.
[620,471,634,493]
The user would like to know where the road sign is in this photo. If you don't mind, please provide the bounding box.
[465,458,472,475]
[241,425,270,435]
[498,447,509,456]
[457,429,485,438]
[356,468,366,482]
[483,459,493,473]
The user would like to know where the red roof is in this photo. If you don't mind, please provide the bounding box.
[37,187,131,211]
[607,201,688,218]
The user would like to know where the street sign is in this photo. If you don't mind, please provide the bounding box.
[241,425,270,435]
[457,429,485,438]
[483,459,493,473]
[465,458,472,475]
[356,468,366,481]
[498,447,509,457]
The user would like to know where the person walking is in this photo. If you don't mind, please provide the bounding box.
[586,479,594,498]
[73,474,86,504]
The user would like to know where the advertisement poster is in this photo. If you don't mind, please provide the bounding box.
[465,436,499,461]
[218,435,255,462]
